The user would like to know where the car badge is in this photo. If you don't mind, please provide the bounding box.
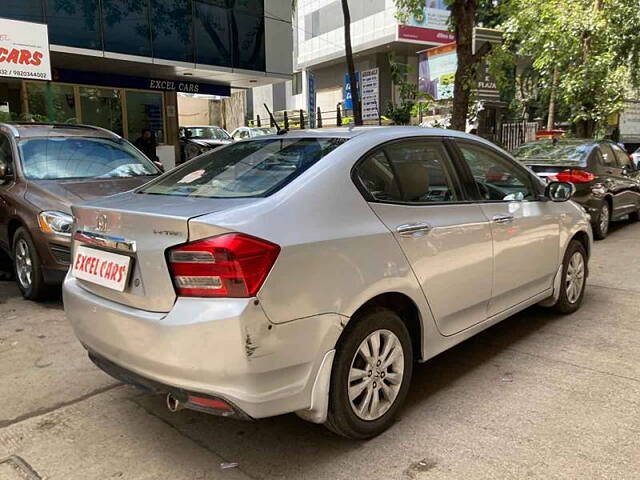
[96,213,109,233]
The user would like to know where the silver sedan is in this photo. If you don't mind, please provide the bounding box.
[63,127,592,439]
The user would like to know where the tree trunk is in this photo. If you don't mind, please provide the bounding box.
[547,68,558,130]
[450,0,477,131]
[341,0,362,126]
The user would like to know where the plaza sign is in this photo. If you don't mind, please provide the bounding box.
[0,18,51,80]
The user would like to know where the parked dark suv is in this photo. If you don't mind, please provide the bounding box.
[0,123,161,300]
[513,139,640,239]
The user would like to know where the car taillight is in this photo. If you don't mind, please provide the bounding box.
[168,233,280,298]
[553,170,595,184]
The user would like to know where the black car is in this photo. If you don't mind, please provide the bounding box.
[513,139,640,239]
[178,126,232,164]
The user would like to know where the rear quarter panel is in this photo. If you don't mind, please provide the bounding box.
[188,133,434,327]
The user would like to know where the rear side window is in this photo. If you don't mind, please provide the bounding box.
[599,144,616,165]
[141,137,347,198]
[355,140,458,203]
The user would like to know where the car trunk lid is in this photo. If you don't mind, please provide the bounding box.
[71,192,259,312]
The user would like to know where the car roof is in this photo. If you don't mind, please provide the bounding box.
[182,125,225,129]
[0,123,120,140]
[257,126,498,143]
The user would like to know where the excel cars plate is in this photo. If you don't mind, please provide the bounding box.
[72,245,131,292]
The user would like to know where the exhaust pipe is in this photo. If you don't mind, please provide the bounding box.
[166,393,183,412]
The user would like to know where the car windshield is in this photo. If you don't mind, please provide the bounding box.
[252,128,277,136]
[512,141,592,166]
[140,137,348,198]
[185,127,230,140]
[18,136,160,180]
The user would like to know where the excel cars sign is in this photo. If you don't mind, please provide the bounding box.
[0,18,51,81]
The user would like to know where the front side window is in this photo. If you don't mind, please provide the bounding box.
[458,141,536,201]
[355,140,458,203]
[18,137,159,180]
[612,144,632,167]
[140,137,347,198]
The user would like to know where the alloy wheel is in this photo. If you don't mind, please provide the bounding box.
[348,329,404,421]
[15,238,33,290]
[566,251,585,304]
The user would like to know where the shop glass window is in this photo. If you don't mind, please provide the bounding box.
[150,0,194,63]
[126,91,165,144]
[26,83,77,123]
[101,0,152,57]
[194,0,232,67]
[0,80,25,122]
[80,88,123,136]
[4,0,44,22]
[45,0,102,50]
[233,5,265,70]
[292,72,303,96]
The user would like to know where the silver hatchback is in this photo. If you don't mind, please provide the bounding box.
[64,127,592,439]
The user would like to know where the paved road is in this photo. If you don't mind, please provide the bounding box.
[1,221,639,479]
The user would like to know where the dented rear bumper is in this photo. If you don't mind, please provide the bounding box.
[63,276,344,419]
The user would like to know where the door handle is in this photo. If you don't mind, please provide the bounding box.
[396,222,432,237]
[492,214,515,224]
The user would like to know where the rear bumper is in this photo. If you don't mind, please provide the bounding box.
[63,276,344,419]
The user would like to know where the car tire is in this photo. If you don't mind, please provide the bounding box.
[12,227,48,301]
[592,202,610,240]
[324,307,413,439]
[551,240,588,314]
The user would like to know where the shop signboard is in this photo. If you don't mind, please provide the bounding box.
[308,71,316,128]
[360,68,379,122]
[343,72,360,111]
[53,69,231,97]
[0,18,51,81]
[397,2,455,45]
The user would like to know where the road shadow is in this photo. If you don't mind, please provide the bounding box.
[126,303,569,478]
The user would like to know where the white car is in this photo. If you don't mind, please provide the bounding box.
[230,126,277,140]
[64,127,592,439]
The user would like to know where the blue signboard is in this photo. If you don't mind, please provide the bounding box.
[343,72,360,111]
[53,68,231,97]
[308,71,316,128]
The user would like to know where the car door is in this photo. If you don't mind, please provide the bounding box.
[611,143,640,214]
[452,140,560,317]
[354,138,494,336]
[598,143,628,216]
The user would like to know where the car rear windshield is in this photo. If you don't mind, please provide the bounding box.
[19,136,159,180]
[140,137,348,198]
[185,127,230,140]
[512,141,592,166]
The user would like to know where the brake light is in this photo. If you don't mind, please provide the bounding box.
[554,170,595,184]
[168,233,280,297]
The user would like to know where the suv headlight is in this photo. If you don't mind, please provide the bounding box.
[38,211,73,236]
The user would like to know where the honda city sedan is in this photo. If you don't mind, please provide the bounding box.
[64,127,592,439]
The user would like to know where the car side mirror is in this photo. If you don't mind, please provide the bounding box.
[546,181,575,202]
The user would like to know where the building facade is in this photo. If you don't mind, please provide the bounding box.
[0,0,292,167]
[249,0,453,126]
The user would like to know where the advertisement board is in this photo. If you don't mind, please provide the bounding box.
[397,2,455,45]
[360,68,379,122]
[0,18,51,81]
[343,72,360,111]
[418,43,457,100]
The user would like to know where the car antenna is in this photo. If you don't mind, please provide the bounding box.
[263,104,287,135]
